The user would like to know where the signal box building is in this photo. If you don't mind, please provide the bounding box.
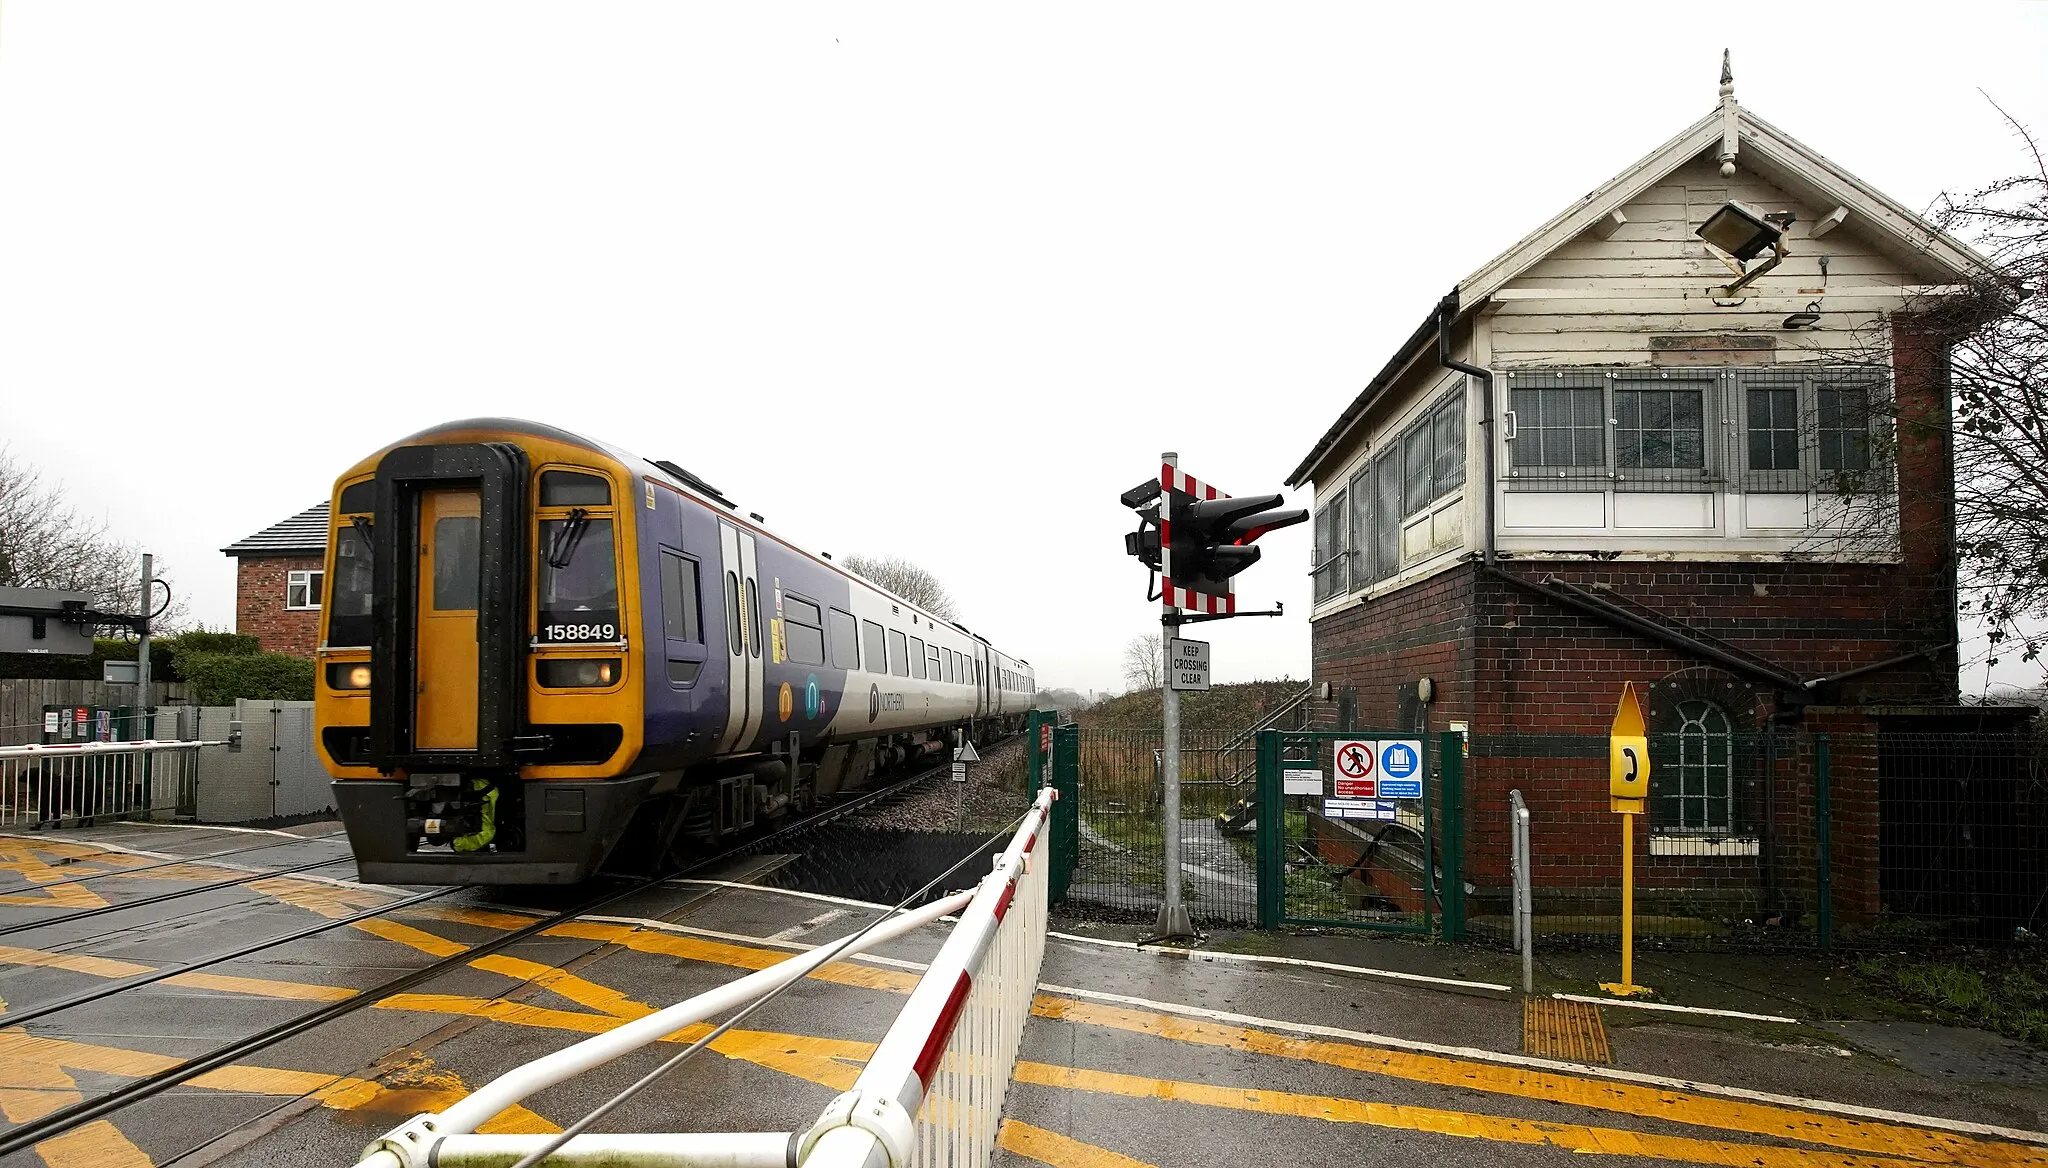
[222,502,330,658]
[1288,61,2025,930]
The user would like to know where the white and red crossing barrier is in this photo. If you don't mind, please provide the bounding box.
[0,739,220,828]
[351,786,1057,1168]
[800,786,1053,1168]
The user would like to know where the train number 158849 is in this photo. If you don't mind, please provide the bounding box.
[543,623,617,643]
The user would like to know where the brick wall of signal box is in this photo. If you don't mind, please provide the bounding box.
[234,555,324,658]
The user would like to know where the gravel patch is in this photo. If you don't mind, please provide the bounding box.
[843,735,1036,834]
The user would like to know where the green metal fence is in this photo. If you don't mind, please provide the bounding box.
[1041,715,2048,951]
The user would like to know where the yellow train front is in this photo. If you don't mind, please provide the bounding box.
[317,418,1035,884]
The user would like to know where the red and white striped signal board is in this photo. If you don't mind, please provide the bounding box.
[1160,463,1235,615]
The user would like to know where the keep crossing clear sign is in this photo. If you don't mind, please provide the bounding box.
[1168,637,1210,692]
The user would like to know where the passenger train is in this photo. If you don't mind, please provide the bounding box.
[315,419,1034,884]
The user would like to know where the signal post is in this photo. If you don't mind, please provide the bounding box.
[1123,454,1304,941]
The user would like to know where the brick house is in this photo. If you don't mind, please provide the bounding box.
[221,503,329,658]
[1287,60,2030,932]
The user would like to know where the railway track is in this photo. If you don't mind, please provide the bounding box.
[0,750,975,1161]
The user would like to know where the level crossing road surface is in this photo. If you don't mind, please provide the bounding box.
[4,821,2047,1168]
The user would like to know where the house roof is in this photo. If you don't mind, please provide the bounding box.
[1285,91,2002,489]
[222,502,329,556]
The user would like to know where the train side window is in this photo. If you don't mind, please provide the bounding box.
[659,552,701,642]
[909,637,927,680]
[927,642,941,679]
[863,620,887,673]
[888,629,909,677]
[941,650,953,684]
[828,609,859,669]
[725,572,741,653]
[784,593,826,667]
[746,578,761,658]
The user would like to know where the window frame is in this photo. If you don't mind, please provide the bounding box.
[862,619,887,673]
[887,629,910,678]
[908,636,927,680]
[1653,699,1736,836]
[286,568,325,611]
[782,591,827,667]
[1312,490,1348,603]
[1735,368,1885,492]
[828,608,859,670]
[657,551,702,643]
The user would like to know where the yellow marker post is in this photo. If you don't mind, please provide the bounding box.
[1600,681,1652,999]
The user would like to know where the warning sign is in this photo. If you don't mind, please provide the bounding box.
[1333,739,1376,797]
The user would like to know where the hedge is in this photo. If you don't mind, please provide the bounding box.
[177,651,315,705]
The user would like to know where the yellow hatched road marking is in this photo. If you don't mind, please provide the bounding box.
[470,955,653,1020]
[1032,995,2043,1168]
[350,918,468,957]
[31,1119,153,1167]
[0,840,109,909]
[998,1120,1160,1168]
[1014,1062,1961,1168]
[0,944,355,1002]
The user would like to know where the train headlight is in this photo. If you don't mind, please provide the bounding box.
[326,662,372,691]
[538,658,622,688]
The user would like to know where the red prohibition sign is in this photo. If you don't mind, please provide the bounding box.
[1336,743,1375,779]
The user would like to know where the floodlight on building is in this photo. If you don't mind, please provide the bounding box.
[1695,200,1795,297]
[1782,301,1823,330]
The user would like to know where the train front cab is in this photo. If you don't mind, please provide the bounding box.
[318,431,653,884]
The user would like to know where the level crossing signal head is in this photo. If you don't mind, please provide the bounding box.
[1171,492,1307,588]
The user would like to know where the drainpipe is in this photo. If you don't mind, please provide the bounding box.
[1437,292,1495,566]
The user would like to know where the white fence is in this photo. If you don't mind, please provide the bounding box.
[355,787,1058,1168]
[0,739,211,828]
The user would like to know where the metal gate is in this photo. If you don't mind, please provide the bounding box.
[270,703,333,819]
[1255,729,1463,935]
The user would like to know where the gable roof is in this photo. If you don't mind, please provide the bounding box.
[222,502,329,556]
[1285,104,2000,488]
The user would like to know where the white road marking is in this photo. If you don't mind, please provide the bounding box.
[1047,929,1511,995]
[1554,991,1798,1025]
[118,821,348,840]
[770,908,851,940]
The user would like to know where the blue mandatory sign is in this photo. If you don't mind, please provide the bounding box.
[1379,740,1421,781]
[804,675,821,719]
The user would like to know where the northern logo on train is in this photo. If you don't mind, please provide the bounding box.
[778,682,794,721]
[804,674,821,720]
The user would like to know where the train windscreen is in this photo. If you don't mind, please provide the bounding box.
[538,517,619,643]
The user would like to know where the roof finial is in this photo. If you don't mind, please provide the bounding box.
[1717,49,1739,177]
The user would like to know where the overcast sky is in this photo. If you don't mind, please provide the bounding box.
[4,4,2046,696]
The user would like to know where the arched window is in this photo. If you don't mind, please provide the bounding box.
[1667,700,1734,833]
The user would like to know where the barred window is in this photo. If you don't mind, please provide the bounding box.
[1373,447,1401,582]
[1347,463,1374,583]
[1312,491,1348,603]
[1817,384,1872,471]
[1614,382,1707,469]
[1510,386,1604,468]
[1658,700,1733,833]
[1746,384,1800,471]
[1433,397,1466,491]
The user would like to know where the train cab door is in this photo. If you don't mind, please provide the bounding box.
[716,523,763,752]
[414,488,482,750]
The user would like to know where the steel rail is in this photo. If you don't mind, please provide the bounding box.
[0,751,971,1161]
[0,854,353,939]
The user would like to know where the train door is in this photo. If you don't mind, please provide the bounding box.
[716,523,763,752]
[414,488,481,750]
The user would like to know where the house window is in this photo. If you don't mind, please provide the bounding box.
[287,569,324,611]
[1655,700,1733,833]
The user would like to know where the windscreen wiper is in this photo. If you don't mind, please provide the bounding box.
[349,515,374,565]
[546,508,590,569]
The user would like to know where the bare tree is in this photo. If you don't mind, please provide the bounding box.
[1796,107,2048,674]
[1121,633,1162,691]
[839,553,958,620]
[0,447,189,629]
